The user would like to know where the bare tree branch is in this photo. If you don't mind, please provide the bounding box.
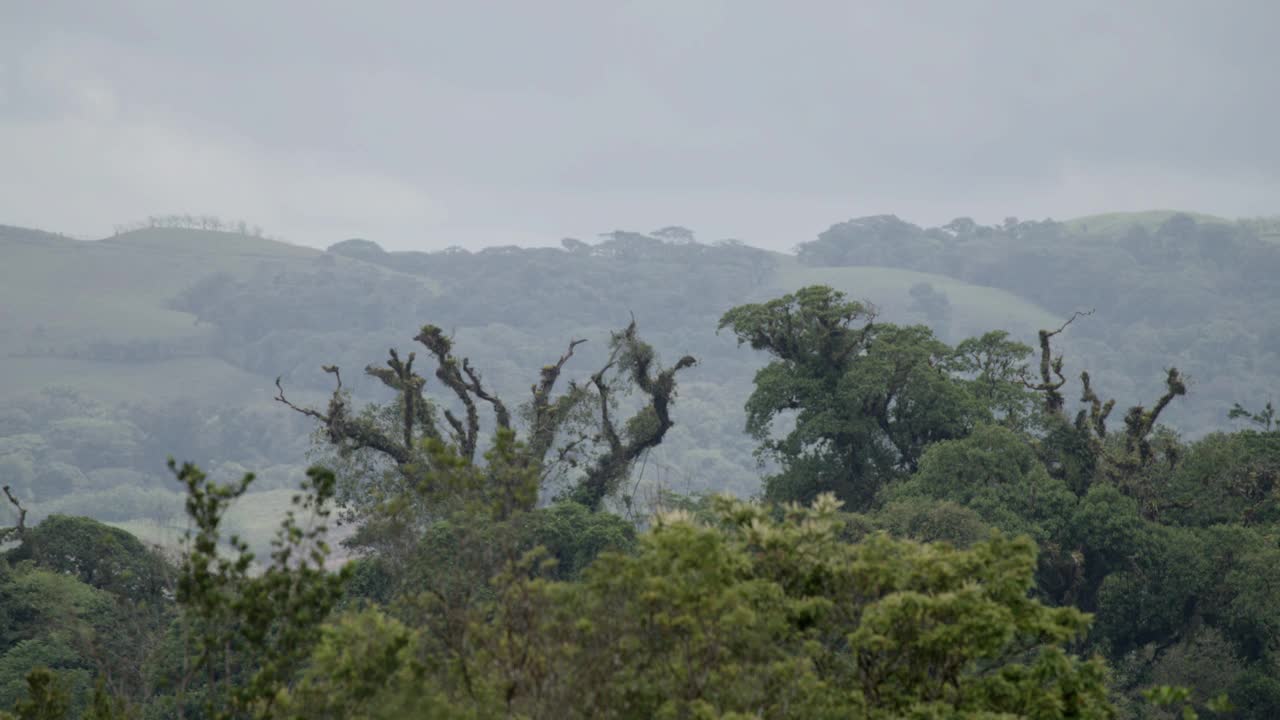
[1024,309,1094,415]
[1048,309,1094,338]
[274,376,330,424]
[416,325,483,462]
[275,368,413,466]
[526,339,589,466]
[591,360,622,456]
[462,360,510,430]
[442,409,466,448]
[571,320,697,509]
[279,320,692,516]
[2,485,27,540]
[1076,370,1115,443]
[1122,368,1187,465]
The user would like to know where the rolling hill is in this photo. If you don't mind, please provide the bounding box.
[1,209,1276,559]
[774,258,1060,342]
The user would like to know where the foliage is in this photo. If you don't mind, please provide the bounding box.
[6,216,1280,716]
[1229,402,1275,432]
[281,494,1115,719]
[718,285,1280,717]
[719,286,1017,509]
[7,515,172,600]
[886,423,1077,545]
[167,459,351,719]
[793,212,1280,437]
[0,668,70,720]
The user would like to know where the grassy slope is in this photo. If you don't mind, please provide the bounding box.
[1062,210,1232,236]
[0,228,393,554]
[774,257,1062,342]
[0,228,317,340]
[1062,210,1280,244]
[0,227,431,406]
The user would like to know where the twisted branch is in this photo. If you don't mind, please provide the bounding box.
[1,485,26,541]
[275,364,415,466]
[416,325,484,462]
[1024,309,1093,415]
[572,320,697,510]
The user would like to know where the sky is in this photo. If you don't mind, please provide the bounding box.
[2,0,1277,251]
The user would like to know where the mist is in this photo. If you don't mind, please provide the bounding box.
[3,1,1277,249]
[3,3,1280,717]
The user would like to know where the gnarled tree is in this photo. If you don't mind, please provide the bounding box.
[720,285,997,510]
[275,320,695,514]
[1026,314,1187,516]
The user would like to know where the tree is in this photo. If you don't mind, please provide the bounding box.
[8,516,172,601]
[885,423,1077,547]
[719,286,994,509]
[279,494,1116,719]
[907,281,953,338]
[947,330,1038,432]
[1229,401,1276,432]
[1022,312,1187,513]
[1164,429,1280,527]
[166,460,350,719]
[649,225,697,244]
[271,320,695,626]
[276,320,695,514]
[0,668,69,720]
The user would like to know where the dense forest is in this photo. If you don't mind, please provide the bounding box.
[1,210,1279,718]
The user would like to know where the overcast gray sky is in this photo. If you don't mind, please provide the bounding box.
[2,1,1277,251]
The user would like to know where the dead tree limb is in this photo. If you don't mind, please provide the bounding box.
[1024,309,1093,415]
[526,338,587,458]
[1,485,27,542]
[415,325,484,462]
[278,320,693,514]
[1122,368,1187,465]
[571,320,697,510]
[1028,323,1188,517]
[1076,371,1115,444]
[364,348,438,451]
[275,363,416,466]
[462,361,510,430]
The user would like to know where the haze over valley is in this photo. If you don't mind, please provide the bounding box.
[2,2,1279,717]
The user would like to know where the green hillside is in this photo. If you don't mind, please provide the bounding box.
[5,213,1280,717]
[775,258,1060,341]
[1063,209,1232,236]
[2,212,1278,560]
[0,228,314,338]
[0,226,437,557]
[0,227,431,405]
[1059,209,1280,244]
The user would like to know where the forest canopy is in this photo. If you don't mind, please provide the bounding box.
[0,212,1278,717]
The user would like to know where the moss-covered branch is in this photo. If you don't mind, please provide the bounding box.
[571,321,697,510]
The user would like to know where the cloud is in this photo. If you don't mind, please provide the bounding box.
[0,113,444,247]
[0,29,442,246]
[3,1,1277,250]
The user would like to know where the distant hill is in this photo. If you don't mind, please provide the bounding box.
[0,226,441,556]
[774,258,1060,343]
[1,211,1277,557]
[793,211,1280,442]
[1062,210,1232,236]
[0,227,431,405]
[1061,209,1280,244]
